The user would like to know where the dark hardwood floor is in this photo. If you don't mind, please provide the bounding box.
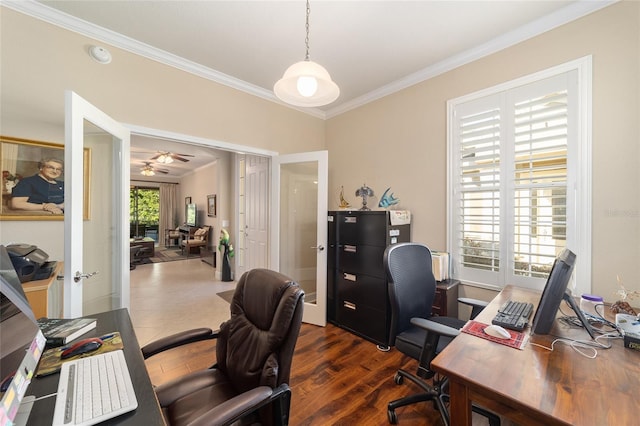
[145,323,447,425]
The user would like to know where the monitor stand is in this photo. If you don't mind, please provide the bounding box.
[563,292,597,339]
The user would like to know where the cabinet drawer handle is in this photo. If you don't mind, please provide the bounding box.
[344,301,356,310]
[344,245,357,253]
[344,216,357,224]
[343,273,356,282]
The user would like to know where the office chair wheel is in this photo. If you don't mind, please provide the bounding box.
[387,408,398,424]
[394,373,404,385]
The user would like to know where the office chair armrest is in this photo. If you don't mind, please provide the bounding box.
[141,327,218,359]
[458,297,489,320]
[187,384,291,426]
[410,318,460,339]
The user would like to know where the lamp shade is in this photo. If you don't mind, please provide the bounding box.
[274,60,339,107]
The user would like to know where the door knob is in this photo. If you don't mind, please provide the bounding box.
[74,271,99,283]
[311,245,325,251]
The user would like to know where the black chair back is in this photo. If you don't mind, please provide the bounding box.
[385,243,437,349]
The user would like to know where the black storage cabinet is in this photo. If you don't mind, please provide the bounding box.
[327,210,411,347]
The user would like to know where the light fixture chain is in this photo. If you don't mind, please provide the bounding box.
[304,0,310,61]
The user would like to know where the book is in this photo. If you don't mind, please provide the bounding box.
[36,331,123,377]
[36,317,97,346]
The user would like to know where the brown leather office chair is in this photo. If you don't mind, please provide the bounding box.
[385,243,499,426]
[141,268,304,426]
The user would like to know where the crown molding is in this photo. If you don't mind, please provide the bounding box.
[3,0,615,121]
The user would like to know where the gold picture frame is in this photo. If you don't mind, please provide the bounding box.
[0,136,91,220]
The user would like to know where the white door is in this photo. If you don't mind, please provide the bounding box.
[64,91,130,317]
[271,151,328,326]
[245,155,269,271]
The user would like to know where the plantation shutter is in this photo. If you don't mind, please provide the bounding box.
[449,68,582,290]
[513,90,568,278]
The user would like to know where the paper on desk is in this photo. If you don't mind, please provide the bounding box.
[461,320,529,350]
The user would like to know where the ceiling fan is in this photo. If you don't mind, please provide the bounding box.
[140,161,169,176]
[150,151,194,163]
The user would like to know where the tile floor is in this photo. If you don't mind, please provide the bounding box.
[129,257,235,346]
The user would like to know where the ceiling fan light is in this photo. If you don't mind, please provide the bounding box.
[274,60,339,107]
[141,167,155,176]
[157,154,173,164]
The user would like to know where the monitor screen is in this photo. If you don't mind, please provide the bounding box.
[531,248,579,336]
[0,245,47,424]
[185,203,197,227]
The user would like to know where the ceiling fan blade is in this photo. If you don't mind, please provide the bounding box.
[150,153,162,160]
[173,153,195,157]
[157,169,169,174]
[172,156,190,162]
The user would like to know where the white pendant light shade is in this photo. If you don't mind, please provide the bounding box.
[274,60,339,107]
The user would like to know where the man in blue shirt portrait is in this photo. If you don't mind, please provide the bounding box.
[11,158,64,214]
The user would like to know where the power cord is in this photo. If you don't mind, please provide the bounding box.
[531,301,623,358]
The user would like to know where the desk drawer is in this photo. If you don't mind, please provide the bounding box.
[336,272,386,308]
[338,244,385,277]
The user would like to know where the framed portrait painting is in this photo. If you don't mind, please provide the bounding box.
[0,136,91,221]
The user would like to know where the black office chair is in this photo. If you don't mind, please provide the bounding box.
[385,242,500,426]
[141,268,304,426]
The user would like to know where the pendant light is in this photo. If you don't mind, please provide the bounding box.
[274,0,339,107]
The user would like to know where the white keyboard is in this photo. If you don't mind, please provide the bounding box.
[52,350,138,426]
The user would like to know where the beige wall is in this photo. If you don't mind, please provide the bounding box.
[326,1,640,302]
[0,7,324,260]
[1,3,638,306]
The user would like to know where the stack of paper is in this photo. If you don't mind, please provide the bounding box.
[432,251,449,282]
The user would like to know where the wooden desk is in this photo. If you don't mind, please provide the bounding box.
[431,285,640,426]
[26,309,165,425]
[22,262,63,319]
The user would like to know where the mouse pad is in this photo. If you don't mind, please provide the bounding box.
[461,321,529,350]
[35,332,123,377]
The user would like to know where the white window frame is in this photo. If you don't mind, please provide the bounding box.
[447,56,592,296]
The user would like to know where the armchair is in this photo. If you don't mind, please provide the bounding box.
[141,268,305,426]
[384,242,500,426]
[180,225,210,257]
[165,227,181,247]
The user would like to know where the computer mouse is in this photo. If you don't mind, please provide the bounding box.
[60,337,103,359]
[484,325,511,339]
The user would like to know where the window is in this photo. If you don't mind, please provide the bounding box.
[447,58,591,293]
[130,186,160,240]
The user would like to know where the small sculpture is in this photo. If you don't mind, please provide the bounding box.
[611,275,639,316]
[218,229,235,282]
[338,186,351,209]
[355,184,374,211]
[378,187,399,208]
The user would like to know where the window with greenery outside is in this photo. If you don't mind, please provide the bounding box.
[130,187,159,239]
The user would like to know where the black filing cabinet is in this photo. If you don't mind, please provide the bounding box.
[327,210,411,347]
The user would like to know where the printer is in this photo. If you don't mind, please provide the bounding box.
[6,244,57,283]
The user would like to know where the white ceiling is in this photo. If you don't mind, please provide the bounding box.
[5,0,614,179]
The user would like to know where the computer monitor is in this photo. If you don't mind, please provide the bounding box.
[530,248,596,339]
[0,245,47,424]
